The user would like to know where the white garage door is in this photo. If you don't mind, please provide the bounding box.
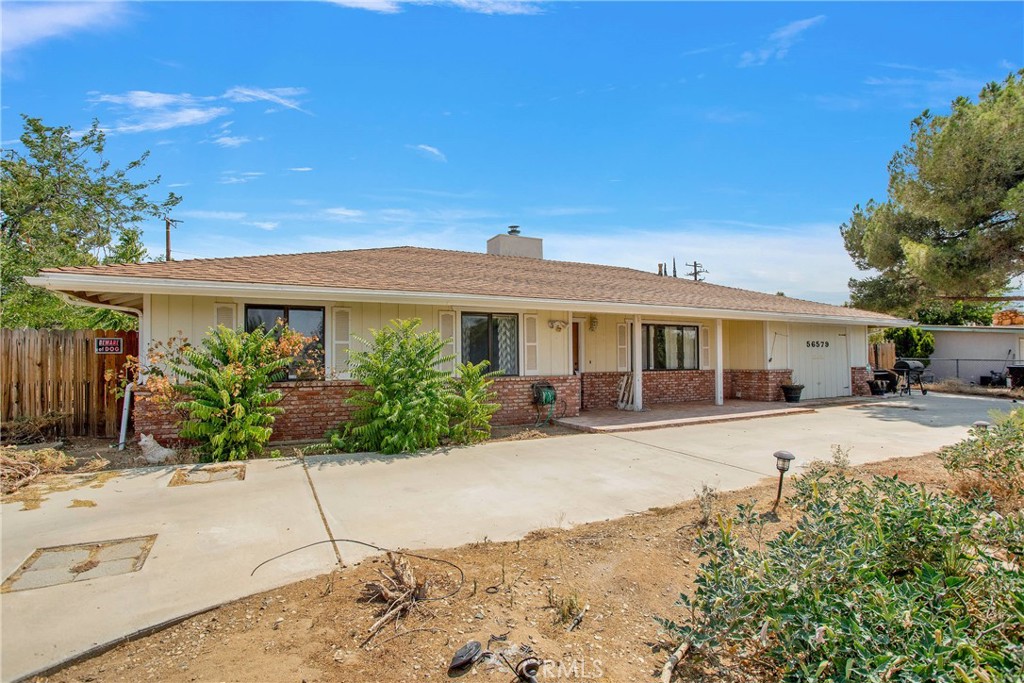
[790,324,850,400]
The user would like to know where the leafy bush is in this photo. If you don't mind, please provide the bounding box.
[883,326,935,364]
[940,408,1024,512]
[660,457,1024,681]
[448,360,502,444]
[319,319,503,455]
[340,319,454,454]
[172,325,292,462]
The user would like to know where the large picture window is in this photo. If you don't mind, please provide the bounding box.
[642,324,699,370]
[461,313,519,376]
[245,305,325,379]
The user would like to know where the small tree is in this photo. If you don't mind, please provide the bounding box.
[172,326,292,462]
[884,326,935,363]
[344,319,454,454]
[448,360,502,444]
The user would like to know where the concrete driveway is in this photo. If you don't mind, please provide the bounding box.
[0,393,1011,681]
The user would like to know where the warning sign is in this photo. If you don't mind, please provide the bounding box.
[94,337,124,355]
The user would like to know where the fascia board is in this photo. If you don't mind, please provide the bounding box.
[27,273,907,327]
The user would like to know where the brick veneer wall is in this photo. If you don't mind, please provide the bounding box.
[132,392,183,445]
[724,369,794,402]
[270,380,363,442]
[581,370,717,409]
[134,375,583,442]
[581,372,627,410]
[850,366,872,397]
[643,370,715,403]
[491,375,582,426]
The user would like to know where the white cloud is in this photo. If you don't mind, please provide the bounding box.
[87,85,308,135]
[180,210,247,221]
[219,171,264,185]
[212,135,251,148]
[223,86,309,114]
[328,0,541,15]
[167,182,190,188]
[113,107,231,134]
[2,2,126,55]
[324,207,366,220]
[408,144,447,162]
[91,90,205,109]
[245,221,279,231]
[739,15,825,67]
[288,167,314,172]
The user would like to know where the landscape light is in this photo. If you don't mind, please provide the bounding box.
[770,450,795,517]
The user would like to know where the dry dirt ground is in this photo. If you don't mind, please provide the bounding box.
[34,453,950,683]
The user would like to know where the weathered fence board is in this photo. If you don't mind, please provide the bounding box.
[870,342,897,370]
[1,329,138,439]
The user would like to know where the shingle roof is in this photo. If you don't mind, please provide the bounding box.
[41,246,899,322]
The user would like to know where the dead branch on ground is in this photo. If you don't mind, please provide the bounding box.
[360,553,430,648]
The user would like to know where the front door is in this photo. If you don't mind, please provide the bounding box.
[571,322,581,373]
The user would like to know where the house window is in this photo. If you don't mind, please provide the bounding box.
[642,324,699,370]
[245,305,325,379]
[461,313,519,376]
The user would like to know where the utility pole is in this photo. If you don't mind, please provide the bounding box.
[164,217,182,261]
[686,261,708,282]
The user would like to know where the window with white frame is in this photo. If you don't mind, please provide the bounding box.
[642,324,699,370]
[461,313,519,375]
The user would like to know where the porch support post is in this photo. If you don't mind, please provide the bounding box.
[715,318,724,406]
[632,314,643,411]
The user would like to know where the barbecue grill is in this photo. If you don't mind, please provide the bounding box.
[893,359,929,397]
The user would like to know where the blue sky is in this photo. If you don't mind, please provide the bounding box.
[3,1,1022,304]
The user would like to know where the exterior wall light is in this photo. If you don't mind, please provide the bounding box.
[770,450,795,517]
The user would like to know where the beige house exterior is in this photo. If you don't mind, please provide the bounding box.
[918,324,1024,385]
[28,229,904,441]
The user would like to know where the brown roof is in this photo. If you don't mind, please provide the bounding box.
[41,246,898,322]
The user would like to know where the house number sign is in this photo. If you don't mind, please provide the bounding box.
[805,340,830,348]
[94,337,124,354]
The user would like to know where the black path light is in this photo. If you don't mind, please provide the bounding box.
[770,450,796,517]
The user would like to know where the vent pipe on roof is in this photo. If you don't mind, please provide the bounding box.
[487,225,543,259]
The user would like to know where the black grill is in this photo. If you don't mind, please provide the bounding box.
[893,359,928,397]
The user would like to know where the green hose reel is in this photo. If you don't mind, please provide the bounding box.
[531,381,557,425]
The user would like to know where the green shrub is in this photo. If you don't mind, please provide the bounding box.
[884,326,935,364]
[172,325,292,462]
[939,408,1024,512]
[341,318,454,454]
[660,458,1024,681]
[448,360,502,444]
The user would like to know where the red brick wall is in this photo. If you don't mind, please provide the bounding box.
[270,380,363,442]
[490,375,582,426]
[134,376,583,442]
[851,366,872,397]
[581,372,627,410]
[582,370,717,408]
[724,369,794,402]
[643,370,715,403]
[132,392,183,446]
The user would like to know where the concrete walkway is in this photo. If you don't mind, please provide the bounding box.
[0,392,1011,681]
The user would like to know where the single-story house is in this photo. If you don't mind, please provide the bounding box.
[28,228,903,442]
[917,324,1024,385]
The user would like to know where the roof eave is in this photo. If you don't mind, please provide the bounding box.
[26,273,907,327]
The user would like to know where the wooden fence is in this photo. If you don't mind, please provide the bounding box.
[869,342,897,370]
[1,329,138,438]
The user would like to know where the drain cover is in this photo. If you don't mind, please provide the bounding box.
[168,462,246,487]
[1,534,157,593]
